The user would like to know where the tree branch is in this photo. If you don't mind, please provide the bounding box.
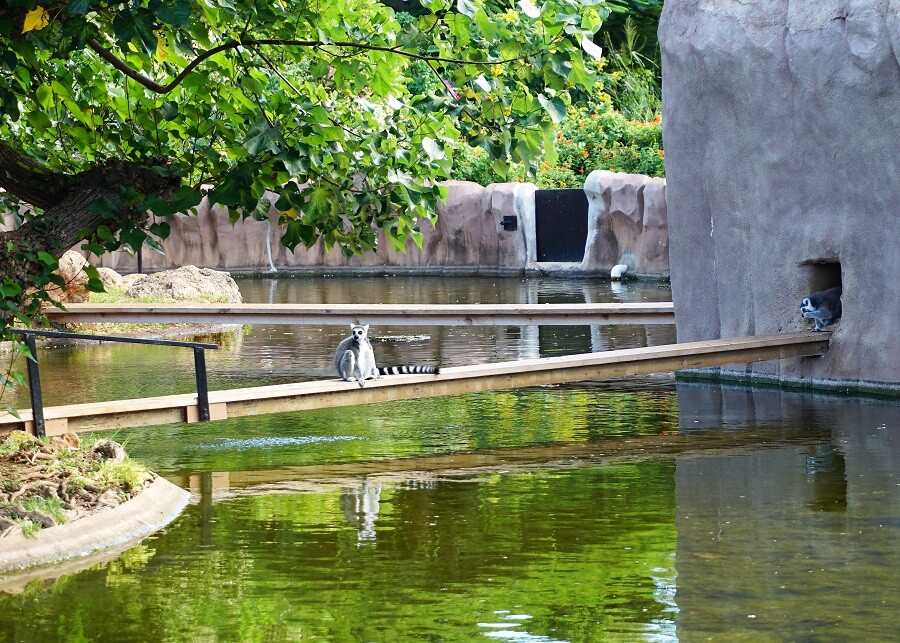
[0,141,75,211]
[87,37,523,95]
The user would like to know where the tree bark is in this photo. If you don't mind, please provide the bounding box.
[0,142,75,211]
[0,141,178,259]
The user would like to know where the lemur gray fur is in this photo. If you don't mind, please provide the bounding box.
[800,286,842,331]
[334,324,380,387]
[335,324,441,387]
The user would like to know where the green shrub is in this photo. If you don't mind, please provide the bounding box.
[449,102,664,188]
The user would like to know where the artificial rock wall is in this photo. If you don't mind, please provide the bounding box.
[97,181,534,275]
[96,175,670,277]
[659,0,900,390]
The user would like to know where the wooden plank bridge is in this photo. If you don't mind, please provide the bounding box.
[0,331,830,436]
[45,302,676,326]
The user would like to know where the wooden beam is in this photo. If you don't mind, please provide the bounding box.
[0,332,829,435]
[45,302,675,326]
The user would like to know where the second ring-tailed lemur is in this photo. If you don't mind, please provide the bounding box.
[335,324,440,387]
[800,286,842,331]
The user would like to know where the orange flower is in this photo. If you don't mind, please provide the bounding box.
[657,149,665,158]
[581,150,589,158]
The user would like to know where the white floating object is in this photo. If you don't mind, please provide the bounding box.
[611,264,629,280]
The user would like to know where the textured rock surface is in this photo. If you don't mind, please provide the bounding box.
[96,267,123,291]
[97,182,532,275]
[125,265,243,303]
[660,0,899,388]
[582,170,668,275]
[91,178,663,276]
[47,251,89,303]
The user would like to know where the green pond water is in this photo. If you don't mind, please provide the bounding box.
[0,277,897,642]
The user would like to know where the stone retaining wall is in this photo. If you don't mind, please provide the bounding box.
[89,175,669,277]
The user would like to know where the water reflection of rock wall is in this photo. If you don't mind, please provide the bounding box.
[673,383,900,639]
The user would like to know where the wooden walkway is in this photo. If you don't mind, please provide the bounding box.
[0,331,830,436]
[45,302,675,326]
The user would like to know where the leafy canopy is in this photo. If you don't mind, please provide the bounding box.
[0,0,607,257]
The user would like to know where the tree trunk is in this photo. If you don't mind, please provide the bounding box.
[0,140,178,320]
[0,141,178,260]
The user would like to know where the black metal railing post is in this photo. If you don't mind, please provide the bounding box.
[10,329,219,427]
[194,347,210,422]
[22,332,46,437]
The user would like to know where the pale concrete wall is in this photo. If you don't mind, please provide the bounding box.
[97,181,533,275]
[581,170,669,276]
[94,176,669,278]
[660,0,900,389]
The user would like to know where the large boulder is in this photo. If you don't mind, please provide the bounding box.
[47,251,89,303]
[125,266,242,303]
[96,267,123,291]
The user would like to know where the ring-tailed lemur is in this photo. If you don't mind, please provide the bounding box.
[334,324,440,386]
[800,286,842,331]
[335,323,380,387]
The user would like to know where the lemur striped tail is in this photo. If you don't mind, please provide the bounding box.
[378,365,441,376]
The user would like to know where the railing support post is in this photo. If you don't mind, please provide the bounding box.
[194,347,210,422]
[22,333,46,437]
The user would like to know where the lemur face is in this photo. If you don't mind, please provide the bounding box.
[350,324,369,341]
[800,297,820,318]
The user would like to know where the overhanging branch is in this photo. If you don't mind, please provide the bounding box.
[87,37,525,95]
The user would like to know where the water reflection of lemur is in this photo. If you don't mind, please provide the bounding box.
[800,287,842,331]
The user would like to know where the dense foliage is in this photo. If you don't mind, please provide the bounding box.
[452,103,664,187]
[450,11,664,189]
[0,0,607,396]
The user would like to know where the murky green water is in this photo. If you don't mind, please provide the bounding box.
[0,277,897,641]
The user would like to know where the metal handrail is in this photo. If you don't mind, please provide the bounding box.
[10,329,219,436]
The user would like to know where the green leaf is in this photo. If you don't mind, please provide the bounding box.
[95,225,116,244]
[151,0,191,26]
[160,101,179,120]
[581,36,604,60]
[457,0,479,18]
[422,137,445,161]
[0,282,22,298]
[35,84,53,109]
[68,0,90,14]
[244,122,283,156]
[537,94,566,123]
[88,197,117,219]
[37,251,57,267]
[518,0,541,18]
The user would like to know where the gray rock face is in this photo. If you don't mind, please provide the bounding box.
[98,182,533,275]
[660,0,899,389]
[582,171,669,276]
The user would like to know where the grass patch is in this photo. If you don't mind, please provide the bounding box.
[90,287,233,305]
[20,496,66,524]
[95,459,153,493]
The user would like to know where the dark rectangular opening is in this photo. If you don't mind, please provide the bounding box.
[534,189,588,262]
[801,259,842,294]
